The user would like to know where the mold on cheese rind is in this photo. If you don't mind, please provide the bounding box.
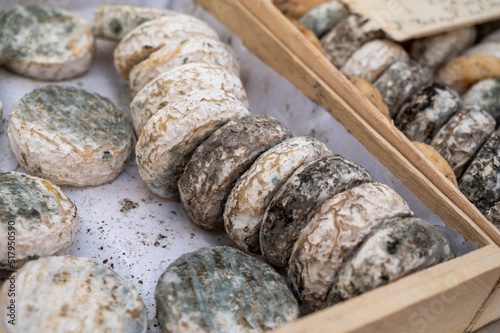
[328,218,454,305]
[0,171,78,270]
[130,62,249,136]
[298,1,346,38]
[8,85,134,187]
[486,202,500,230]
[155,246,299,333]
[463,78,500,122]
[136,89,250,200]
[288,182,414,310]
[0,5,93,81]
[178,115,293,230]
[0,255,147,333]
[259,155,372,268]
[224,136,333,253]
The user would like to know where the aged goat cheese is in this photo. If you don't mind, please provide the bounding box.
[155,246,299,333]
[178,115,292,230]
[0,172,78,270]
[0,255,147,333]
[130,62,249,136]
[288,182,413,310]
[327,218,454,305]
[259,155,372,268]
[0,5,93,80]
[136,89,250,200]
[8,85,134,187]
[298,0,346,38]
[463,78,500,122]
[412,142,458,188]
[224,136,332,253]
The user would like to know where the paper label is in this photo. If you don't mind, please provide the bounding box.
[342,0,500,41]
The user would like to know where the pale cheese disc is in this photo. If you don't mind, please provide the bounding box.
[287,182,413,310]
[0,171,78,270]
[224,136,332,253]
[463,42,500,59]
[136,89,250,200]
[0,5,94,81]
[93,3,175,40]
[8,85,134,187]
[113,15,219,81]
[131,62,249,136]
[0,255,147,333]
[129,37,239,98]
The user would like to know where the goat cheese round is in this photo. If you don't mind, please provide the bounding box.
[8,85,134,187]
[224,136,332,253]
[346,75,390,119]
[374,59,433,117]
[0,255,147,333]
[155,246,299,333]
[129,37,239,97]
[93,3,174,41]
[113,15,219,81]
[486,202,500,230]
[430,106,496,177]
[327,218,454,305]
[412,142,458,188]
[395,83,462,142]
[130,62,249,136]
[136,89,250,200]
[463,42,500,59]
[409,27,477,71]
[288,182,413,310]
[321,14,384,69]
[342,39,409,83]
[459,131,500,214]
[463,78,500,122]
[273,0,330,19]
[260,155,372,268]
[298,1,346,38]
[435,55,500,95]
[179,115,293,230]
[0,5,93,81]
[0,171,78,270]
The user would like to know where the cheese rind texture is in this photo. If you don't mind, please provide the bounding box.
[288,182,413,310]
[8,85,134,187]
[0,172,78,270]
[298,1,346,38]
[224,136,332,253]
[259,155,372,268]
[327,218,454,305]
[136,89,250,200]
[0,255,147,333]
[130,62,249,136]
[463,78,500,122]
[155,246,299,333]
[178,115,292,230]
[0,5,93,80]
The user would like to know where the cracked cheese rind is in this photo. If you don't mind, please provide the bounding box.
[8,85,134,187]
[131,62,249,136]
[288,182,413,310]
[178,115,293,230]
[155,246,299,333]
[0,171,78,270]
[113,15,219,81]
[0,255,147,333]
[136,89,250,200]
[0,5,93,81]
[224,136,332,253]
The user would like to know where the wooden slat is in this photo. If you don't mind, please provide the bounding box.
[195,0,494,247]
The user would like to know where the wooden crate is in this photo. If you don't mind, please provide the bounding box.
[194,0,500,331]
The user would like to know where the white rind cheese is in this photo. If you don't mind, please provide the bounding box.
[463,42,500,59]
[136,89,251,200]
[113,15,219,81]
[288,182,413,310]
[0,172,78,270]
[0,255,147,333]
[224,136,332,253]
[130,62,249,138]
[93,3,174,41]
[129,37,239,97]
[0,5,94,81]
[8,85,134,187]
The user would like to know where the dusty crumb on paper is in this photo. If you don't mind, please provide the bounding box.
[120,198,139,213]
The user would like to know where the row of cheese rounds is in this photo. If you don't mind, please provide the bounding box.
[274,0,500,228]
[99,4,456,331]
